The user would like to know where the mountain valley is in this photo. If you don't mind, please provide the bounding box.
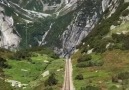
[0,0,129,90]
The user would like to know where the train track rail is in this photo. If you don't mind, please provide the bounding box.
[63,58,73,90]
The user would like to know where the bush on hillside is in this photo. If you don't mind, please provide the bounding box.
[112,72,129,83]
[75,74,84,80]
[76,60,103,68]
[44,73,58,86]
[77,54,92,63]
[13,50,31,60]
[50,53,59,59]
[118,72,129,80]
[92,60,104,66]
[122,9,129,16]
[0,48,13,59]
[93,39,111,53]
[76,61,92,68]
[123,37,129,50]
[112,33,129,50]
[112,33,126,43]
[112,75,118,83]
[44,87,53,90]
[81,85,101,90]
[81,46,89,53]
[0,68,4,77]
[0,57,9,68]
[28,47,59,59]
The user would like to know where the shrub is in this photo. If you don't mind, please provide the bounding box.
[0,68,4,77]
[112,75,118,83]
[77,54,92,63]
[28,47,59,59]
[13,50,31,60]
[123,37,129,50]
[94,38,114,53]
[122,9,129,16]
[76,61,92,68]
[112,72,129,83]
[0,57,9,68]
[81,46,89,53]
[75,74,84,80]
[76,60,103,68]
[91,60,104,66]
[45,73,58,86]
[118,72,129,80]
[44,87,53,90]
[50,53,59,59]
[112,33,125,43]
[112,33,129,50]
[81,85,101,90]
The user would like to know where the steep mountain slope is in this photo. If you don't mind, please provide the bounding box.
[0,0,121,56]
[71,0,129,89]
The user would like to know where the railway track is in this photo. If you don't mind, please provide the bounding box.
[63,58,73,90]
[64,59,70,90]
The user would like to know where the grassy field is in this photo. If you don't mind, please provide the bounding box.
[4,53,65,90]
[72,49,129,90]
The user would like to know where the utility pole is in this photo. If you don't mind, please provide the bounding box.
[25,23,28,49]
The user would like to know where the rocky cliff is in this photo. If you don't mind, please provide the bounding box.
[0,6,20,50]
[58,0,120,57]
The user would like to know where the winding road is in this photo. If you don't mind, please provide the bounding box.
[62,58,74,90]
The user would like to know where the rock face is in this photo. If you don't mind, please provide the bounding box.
[0,0,121,54]
[0,6,20,50]
[60,0,120,56]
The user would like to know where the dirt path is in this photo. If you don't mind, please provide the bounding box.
[62,58,74,90]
